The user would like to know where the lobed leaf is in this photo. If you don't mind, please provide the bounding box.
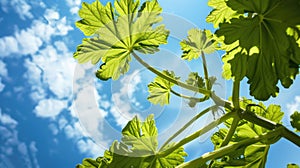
[74,0,169,80]
[180,29,217,61]
[211,99,284,167]
[206,0,240,28]
[147,70,179,106]
[77,114,187,167]
[290,111,300,132]
[215,0,300,100]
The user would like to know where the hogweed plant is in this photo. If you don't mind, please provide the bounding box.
[73,0,300,167]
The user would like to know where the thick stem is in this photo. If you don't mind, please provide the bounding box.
[176,129,282,168]
[132,52,211,96]
[220,115,240,147]
[232,80,240,109]
[240,109,300,147]
[158,112,235,157]
[201,51,210,89]
[159,105,218,151]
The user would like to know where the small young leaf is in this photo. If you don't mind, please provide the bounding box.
[185,72,205,88]
[290,111,300,132]
[180,29,217,61]
[147,70,179,106]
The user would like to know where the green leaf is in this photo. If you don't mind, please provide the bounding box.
[180,29,217,61]
[215,0,300,100]
[288,163,300,168]
[148,70,179,106]
[76,158,100,168]
[185,72,205,89]
[74,0,169,80]
[206,0,240,28]
[76,155,111,168]
[76,1,115,36]
[85,114,187,168]
[211,100,284,167]
[290,111,300,132]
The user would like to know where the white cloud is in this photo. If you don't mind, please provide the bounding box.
[28,45,76,99]
[48,123,59,135]
[0,78,4,92]
[0,109,18,127]
[34,99,67,118]
[0,60,7,93]
[0,60,8,77]
[66,0,82,14]
[287,96,300,116]
[0,0,33,20]
[110,70,143,127]
[29,142,40,168]
[15,28,43,55]
[11,0,33,20]
[44,9,60,22]
[0,36,19,57]
[0,110,39,168]
[76,139,102,158]
[0,11,73,58]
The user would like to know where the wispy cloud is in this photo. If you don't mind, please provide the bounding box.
[0,109,40,168]
[65,0,82,14]
[110,70,143,127]
[0,11,73,57]
[0,0,33,20]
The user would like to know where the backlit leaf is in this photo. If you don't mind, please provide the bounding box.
[206,0,240,28]
[215,0,300,100]
[180,29,217,61]
[148,70,179,106]
[81,114,187,167]
[74,0,169,80]
[211,100,284,167]
[185,72,205,89]
[290,111,300,132]
[288,163,300,168]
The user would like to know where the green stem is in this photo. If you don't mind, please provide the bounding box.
[232,80,240,109]
[176,128,282,168]
[132,51,234,111]
[240,109,300,147]
[157,112,236,157]
[170,89,208,102]
[211,92,233,111]
[132,52,211,96]
[201,51,209,89]
[159,105,218,151]
[220,115,240,147]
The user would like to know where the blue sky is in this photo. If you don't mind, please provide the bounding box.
[0,0,299,167]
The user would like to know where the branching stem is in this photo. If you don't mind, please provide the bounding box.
[157,112,236,157]
[176,128,283,168]
[159,105,218,150]
[132,52,211,96]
